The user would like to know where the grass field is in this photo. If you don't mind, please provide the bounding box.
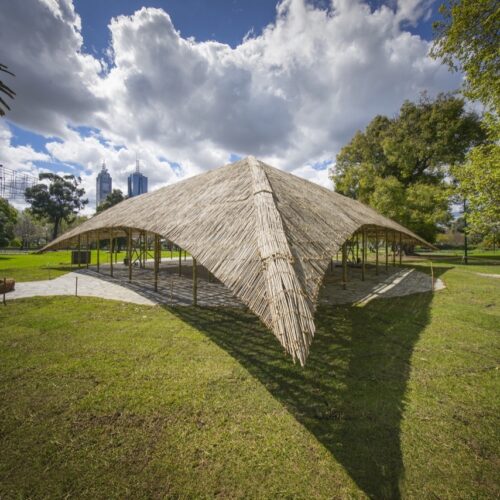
[0,255,498,498]
[0,249,187,282]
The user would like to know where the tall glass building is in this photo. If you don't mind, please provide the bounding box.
[96,162,112,208]
[128,160,148,197]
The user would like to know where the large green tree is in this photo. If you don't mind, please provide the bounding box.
[432,0,499,245]
[431,0,499,113]
[0,197,17,247]
[332,94,484,242]
[96,189,125,213]
[25,173,88,241]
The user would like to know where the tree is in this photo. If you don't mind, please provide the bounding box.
[25,173,88,241]
[96,189,125,213]
[452,140,500,242]
[431,0,499,113]
[0,63,15,116]
[14,210,50,249]
[332,94,484,243]
[432,0,499,256]
[0,197,17,247]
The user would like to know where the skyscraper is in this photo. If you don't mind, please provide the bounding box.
[128,160,148,197]
[96,162,112,208]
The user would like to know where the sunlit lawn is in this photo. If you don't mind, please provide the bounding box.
[0,256,498,498]
[0,249,187,282]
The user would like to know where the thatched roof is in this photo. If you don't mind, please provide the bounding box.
[42,157,432,365]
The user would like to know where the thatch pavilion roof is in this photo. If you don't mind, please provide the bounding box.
[42,157,432,365]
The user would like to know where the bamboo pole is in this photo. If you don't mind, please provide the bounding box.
[96,230,100,272]
[356,232,359,263]
[385,228,388,271]
[86,233,89,269]
[192,257,198,306]
[154,234,160,292]
[128,229,132,283]
[179,246,182,276]
[399,232,403,266]
[77,235,81,269]
[361,228,366,281]
[342,242,347,290]
[392,231,396,267]
[375,228,379,275]
[110,229,114,277]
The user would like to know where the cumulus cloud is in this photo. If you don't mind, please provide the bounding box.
[0,0,462,196]
[0,0,105,136]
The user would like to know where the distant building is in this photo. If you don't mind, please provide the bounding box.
[128,160,148,197]
[96,162,112,208]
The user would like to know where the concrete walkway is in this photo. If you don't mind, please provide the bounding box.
[5,260,444,307]
[6,271,156,305]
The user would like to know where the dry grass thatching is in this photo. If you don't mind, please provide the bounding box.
[42,157,432,365]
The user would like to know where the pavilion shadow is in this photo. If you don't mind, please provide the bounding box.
[168,266,448,499]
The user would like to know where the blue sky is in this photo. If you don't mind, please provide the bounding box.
[1,0,459,208]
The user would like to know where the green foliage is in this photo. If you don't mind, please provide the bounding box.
[453,138,500,237]
[432,0,499,249]
[25,173,88,241]
[0,197,17,247]
[432,0,499,113]
[14,209,51,249]
[333,94,484,242]
[96,189,125,213]
[8,238,22,248]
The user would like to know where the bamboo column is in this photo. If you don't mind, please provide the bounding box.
[342,242,347,290]
[192,257,198,306]
[96,230,100,273]
[361,228,366,281]
[356,232,359,263]
[392,231,396,267]
[385,228,388,271]
[86,233,89,269]
[178,246,182,276]
[375,228,379,275]
[128,229,132,283]
[110,229,114,277]
[399,232,403,266]
[77,235,81,269]
[154,234,160,292]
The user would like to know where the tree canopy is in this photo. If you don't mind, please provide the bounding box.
[432,0,499,113]
[25,173,88,241]
[332,94,484,242]
[96,189,125,213]
[0,197,17,247]
[432,0,499,243]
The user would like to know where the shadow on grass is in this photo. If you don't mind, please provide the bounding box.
[168,266,449,499]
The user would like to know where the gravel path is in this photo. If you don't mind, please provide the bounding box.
[5,261,445,307]
[6,272,156,305]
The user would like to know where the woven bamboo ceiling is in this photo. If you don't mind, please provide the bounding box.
[43,157,432,365]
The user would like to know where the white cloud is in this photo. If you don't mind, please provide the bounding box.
[0,0,462,197]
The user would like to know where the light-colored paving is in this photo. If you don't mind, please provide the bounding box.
[318,263,445,305]
[6,271,156,305]
[5,260,444,307]
[475,272,500,279]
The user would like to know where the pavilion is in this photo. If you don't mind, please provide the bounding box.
[42,157,433,366]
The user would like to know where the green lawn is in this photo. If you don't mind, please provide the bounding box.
[0,249,187,282]
[0,257,498,498]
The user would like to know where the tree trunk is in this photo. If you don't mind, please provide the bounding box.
[463,199,468,265]
[52,219,60,241]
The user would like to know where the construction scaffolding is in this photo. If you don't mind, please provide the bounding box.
[0,164,37,200]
